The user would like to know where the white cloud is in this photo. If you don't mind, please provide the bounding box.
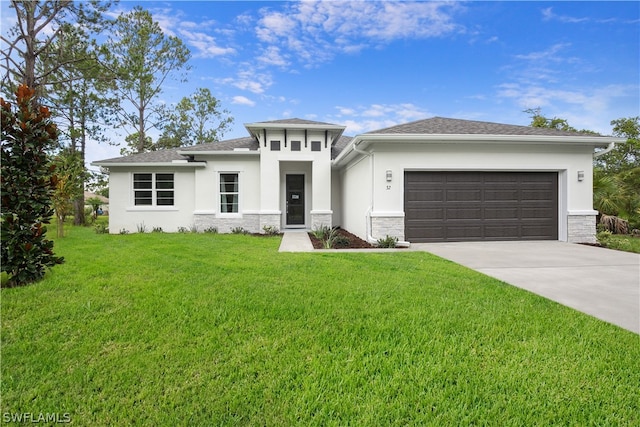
[217,69,274,94]
[257,46,290,67]
[330,103,432,134]
[541,7,589,24]
[232,96,255,107]
[255,1,464,67]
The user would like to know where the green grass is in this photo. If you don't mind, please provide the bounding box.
[2,225,639,425]
[597,231,640,253]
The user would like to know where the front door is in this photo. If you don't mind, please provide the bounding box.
[286,174,305,225]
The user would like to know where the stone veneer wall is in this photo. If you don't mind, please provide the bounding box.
[567,214,597,244]
[311,213,332,231]
[193,213,260,234]
[371,215,405,242]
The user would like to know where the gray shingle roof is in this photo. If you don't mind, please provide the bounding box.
[367,116,603,137]
[254,118,341,126]
[331,135,353,159]
[94,147,187,164]
[180,136,259,152]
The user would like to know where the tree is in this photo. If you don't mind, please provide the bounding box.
[595,117,640,174]
[46,24,116,225]
[157,88,233,149]
[1,0,112,96]
[1,85,64,287]
[524,107,597,134]
[50,148,85,237]
[104,6,191,154]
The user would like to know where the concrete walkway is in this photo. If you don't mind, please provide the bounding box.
[413,241,640,334]
[279,230,314,252]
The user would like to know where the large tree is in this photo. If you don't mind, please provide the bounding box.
[104,6,191,154]
[157,88,233,149]
[1,85,64,286]
[1,0,112,95]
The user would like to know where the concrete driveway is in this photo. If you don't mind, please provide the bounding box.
[412,241,640,334]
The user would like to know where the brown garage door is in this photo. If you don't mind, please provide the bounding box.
[404,171,558,242]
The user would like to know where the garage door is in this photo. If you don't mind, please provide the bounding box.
[404,172,558,242]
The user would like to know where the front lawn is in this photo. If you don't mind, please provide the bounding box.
[2,226,638,425]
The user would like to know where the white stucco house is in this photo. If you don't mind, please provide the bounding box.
[92,117,621,243]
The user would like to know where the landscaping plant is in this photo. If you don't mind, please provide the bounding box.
[1,85,64,287]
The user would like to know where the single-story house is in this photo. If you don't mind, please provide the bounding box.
[92,117,622,243]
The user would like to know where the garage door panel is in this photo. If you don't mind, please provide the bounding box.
[405,172,558,242]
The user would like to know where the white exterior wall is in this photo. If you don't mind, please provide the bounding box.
[192,155,262,233]
[340,154,373,240]
[363,141,597,242]
[257,129,334,230]
[107,167,199,233]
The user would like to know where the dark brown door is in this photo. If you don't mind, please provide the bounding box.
[404,172,558,242]
[286,174,305,225]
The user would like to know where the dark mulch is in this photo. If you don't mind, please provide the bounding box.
[308,228,375,249]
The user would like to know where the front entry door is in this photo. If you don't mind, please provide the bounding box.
[286,174,305,225]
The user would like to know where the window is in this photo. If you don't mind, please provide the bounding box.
[220,173,239,213]
[133,173,174,206]
[291,140,301,151]
[311,141,321,151]
[270,140,281,151]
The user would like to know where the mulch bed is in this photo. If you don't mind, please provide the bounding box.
[308,228,375,249]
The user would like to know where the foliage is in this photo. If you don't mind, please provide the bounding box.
[1,85,64,286]
[94,223,109,234]
[157,88,234,149]
[262,225,280,235]
[50,148,85,237]
[0,0,112,92]
[599,214,629,235]
[203,226,218,234]
[596,231,640,253]
[525,107,597,134]
[231,226,249,234]
[104,6,191,155]
[596,117,640,174]
[376,235,399,248]
[311,225,340,248]
[86,196,105,220]
[2,226,639,424]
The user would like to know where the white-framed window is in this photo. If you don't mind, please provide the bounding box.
[133,173,174,206]
[219,173,239,213]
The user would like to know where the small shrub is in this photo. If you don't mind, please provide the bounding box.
[203,226,218,234]
[377,235,398,248]
[189,224,199,233]
[311,225,331,240]
[333,235,351,248]
[136,223,147,233]
[94,223,109,234]
[262,225,280,235]
[600,214,629,234]
[231,227,249,234]
[119,228,129,235]
[177,227,189,234]
[151,227,163,233]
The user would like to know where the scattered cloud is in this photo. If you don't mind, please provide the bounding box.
[541,7,589,24]
[232,96,255,107]
[330,103,432,134]
[255,1,465,67]
[217,69,273,94]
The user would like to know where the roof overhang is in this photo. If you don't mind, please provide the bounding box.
[244,121,346,145]
[90,161,207,168]
[333,133,625,166]
[177,150,259,157]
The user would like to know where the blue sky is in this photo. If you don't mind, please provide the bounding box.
[2,1,639,168]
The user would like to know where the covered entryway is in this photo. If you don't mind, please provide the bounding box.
[404,171,558,242]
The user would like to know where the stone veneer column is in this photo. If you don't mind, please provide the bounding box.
[567,212,597,243]
[310,211,332,230]
[370,214,405,241]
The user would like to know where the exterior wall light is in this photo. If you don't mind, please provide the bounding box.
[386,170,393,182]
[577,170,584,181]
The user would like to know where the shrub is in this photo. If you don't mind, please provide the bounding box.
[94,223,109,234]
[377,235,398,248]
[262,225,280,235]
[203,227,218,234]
[177,227,189,234]
[136,223,147,233]
[600,214,629,234]
[311,225,339,249]
[119,228,129,235]
[151,227,163,233]
[231,227,249,234]
[1,85,64,286]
